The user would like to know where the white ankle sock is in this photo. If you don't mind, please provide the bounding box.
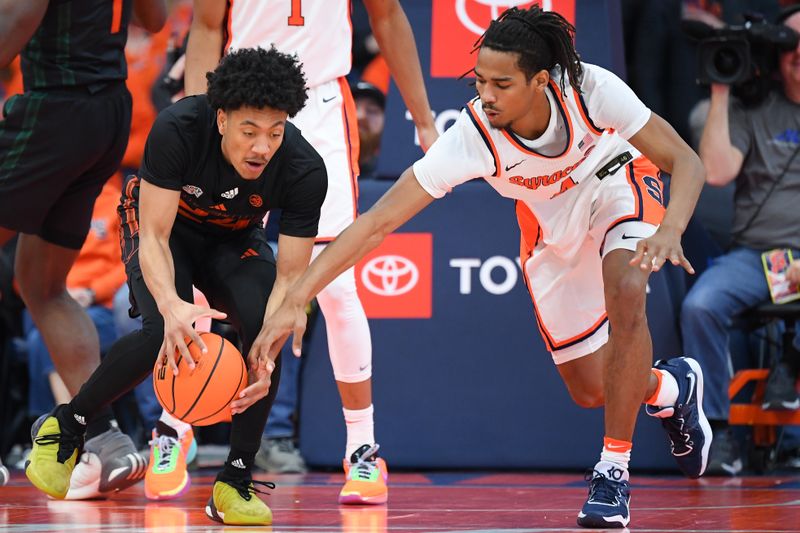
[343,405,374,460]
[599,437,632,471]
[159,411,191,439]
[648,368,680,407]
[594,460,630,482]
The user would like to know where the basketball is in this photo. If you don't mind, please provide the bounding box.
[152,332,247,426]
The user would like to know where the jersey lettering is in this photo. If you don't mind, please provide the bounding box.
[288,0,305,26]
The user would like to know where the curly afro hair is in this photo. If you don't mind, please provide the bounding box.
[206,46,308,117]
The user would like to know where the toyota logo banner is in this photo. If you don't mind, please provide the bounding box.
[431,0,576,78]
[355,233,433,318]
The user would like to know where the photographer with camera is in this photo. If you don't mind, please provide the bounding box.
[681,6,800,476]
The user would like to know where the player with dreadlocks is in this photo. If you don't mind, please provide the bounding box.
[254,5,711,529]
[24,46,327,526]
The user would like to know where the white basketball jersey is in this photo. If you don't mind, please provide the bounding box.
[413,63,652,258]
[226,0,352,88]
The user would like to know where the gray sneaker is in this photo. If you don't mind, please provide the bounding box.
[254,437,308,474]
[65,424,148,499]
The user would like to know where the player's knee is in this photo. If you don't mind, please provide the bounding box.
[16,272,66,308]
[569,386,605,408]
[606,274,646,305]
[605,276,646,326]
[317,276,359,321]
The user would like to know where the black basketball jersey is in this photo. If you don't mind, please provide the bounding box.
[21,0,133,91]
[131,95,327,240]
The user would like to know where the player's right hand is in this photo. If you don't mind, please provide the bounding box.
[156,299,227,376]
[250,298,308,369]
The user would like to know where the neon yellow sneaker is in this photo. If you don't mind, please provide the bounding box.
[25,413,83,499]
[339,444,388,505]
[204,476,275,526]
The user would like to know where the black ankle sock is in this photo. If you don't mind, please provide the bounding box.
[156,420,178,439]
[85,408,116,440]
[56,404,87,436]
[221,448,256,480]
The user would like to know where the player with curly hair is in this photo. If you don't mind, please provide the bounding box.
[24,46,326,526]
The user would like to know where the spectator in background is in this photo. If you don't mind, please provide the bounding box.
[352,82,386,179]
[680,6,800,476]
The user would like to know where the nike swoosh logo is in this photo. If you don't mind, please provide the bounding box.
[686,372,695,404]
[505,160,525,171]
[359,364,369,371]
[322,96,336,103]
[621,234,643,240]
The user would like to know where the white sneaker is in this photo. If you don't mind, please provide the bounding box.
[66,426,147,499]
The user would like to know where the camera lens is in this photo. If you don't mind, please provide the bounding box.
[713,48,742,78]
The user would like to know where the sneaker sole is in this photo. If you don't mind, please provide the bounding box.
[204,497,272,525]
[338,493,388,505]
[577,511,629,528]
[205,497,224,524]
[145,474,191,501]
[684,357,713,478]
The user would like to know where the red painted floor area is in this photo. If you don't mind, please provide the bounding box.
[1,469,799,531]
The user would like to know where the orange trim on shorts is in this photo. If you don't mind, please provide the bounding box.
[111,0,123,34]
[120,175,140,264]
[516,201,540,266]
[223,0,234,54]
[339,77,360,222]
[501,81,573,159]
[515,201,607,353]
[466,101,501,177]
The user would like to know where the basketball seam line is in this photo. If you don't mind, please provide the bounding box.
[179,334,224,421]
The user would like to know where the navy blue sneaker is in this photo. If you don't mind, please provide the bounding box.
[646,357,712,478]
[577,463,630,528]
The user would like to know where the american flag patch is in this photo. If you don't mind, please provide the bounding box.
[578,132,593,152]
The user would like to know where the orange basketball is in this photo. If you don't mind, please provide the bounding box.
[152,332,247,426]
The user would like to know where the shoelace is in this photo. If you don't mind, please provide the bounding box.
[663,414,693,454]
[225,477,276,501]
[34,433,83,463]
[149,435,179,470]
[583,470,623,505]
[349,444,380,481]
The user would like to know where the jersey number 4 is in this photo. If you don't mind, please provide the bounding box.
[288,0,305,26]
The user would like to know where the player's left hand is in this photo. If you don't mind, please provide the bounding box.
[630,225,695,274]
[417,123,439,153]
[230,359,276,415]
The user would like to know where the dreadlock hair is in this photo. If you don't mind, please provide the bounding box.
[206,46,308,117]
[473,5,583,94]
